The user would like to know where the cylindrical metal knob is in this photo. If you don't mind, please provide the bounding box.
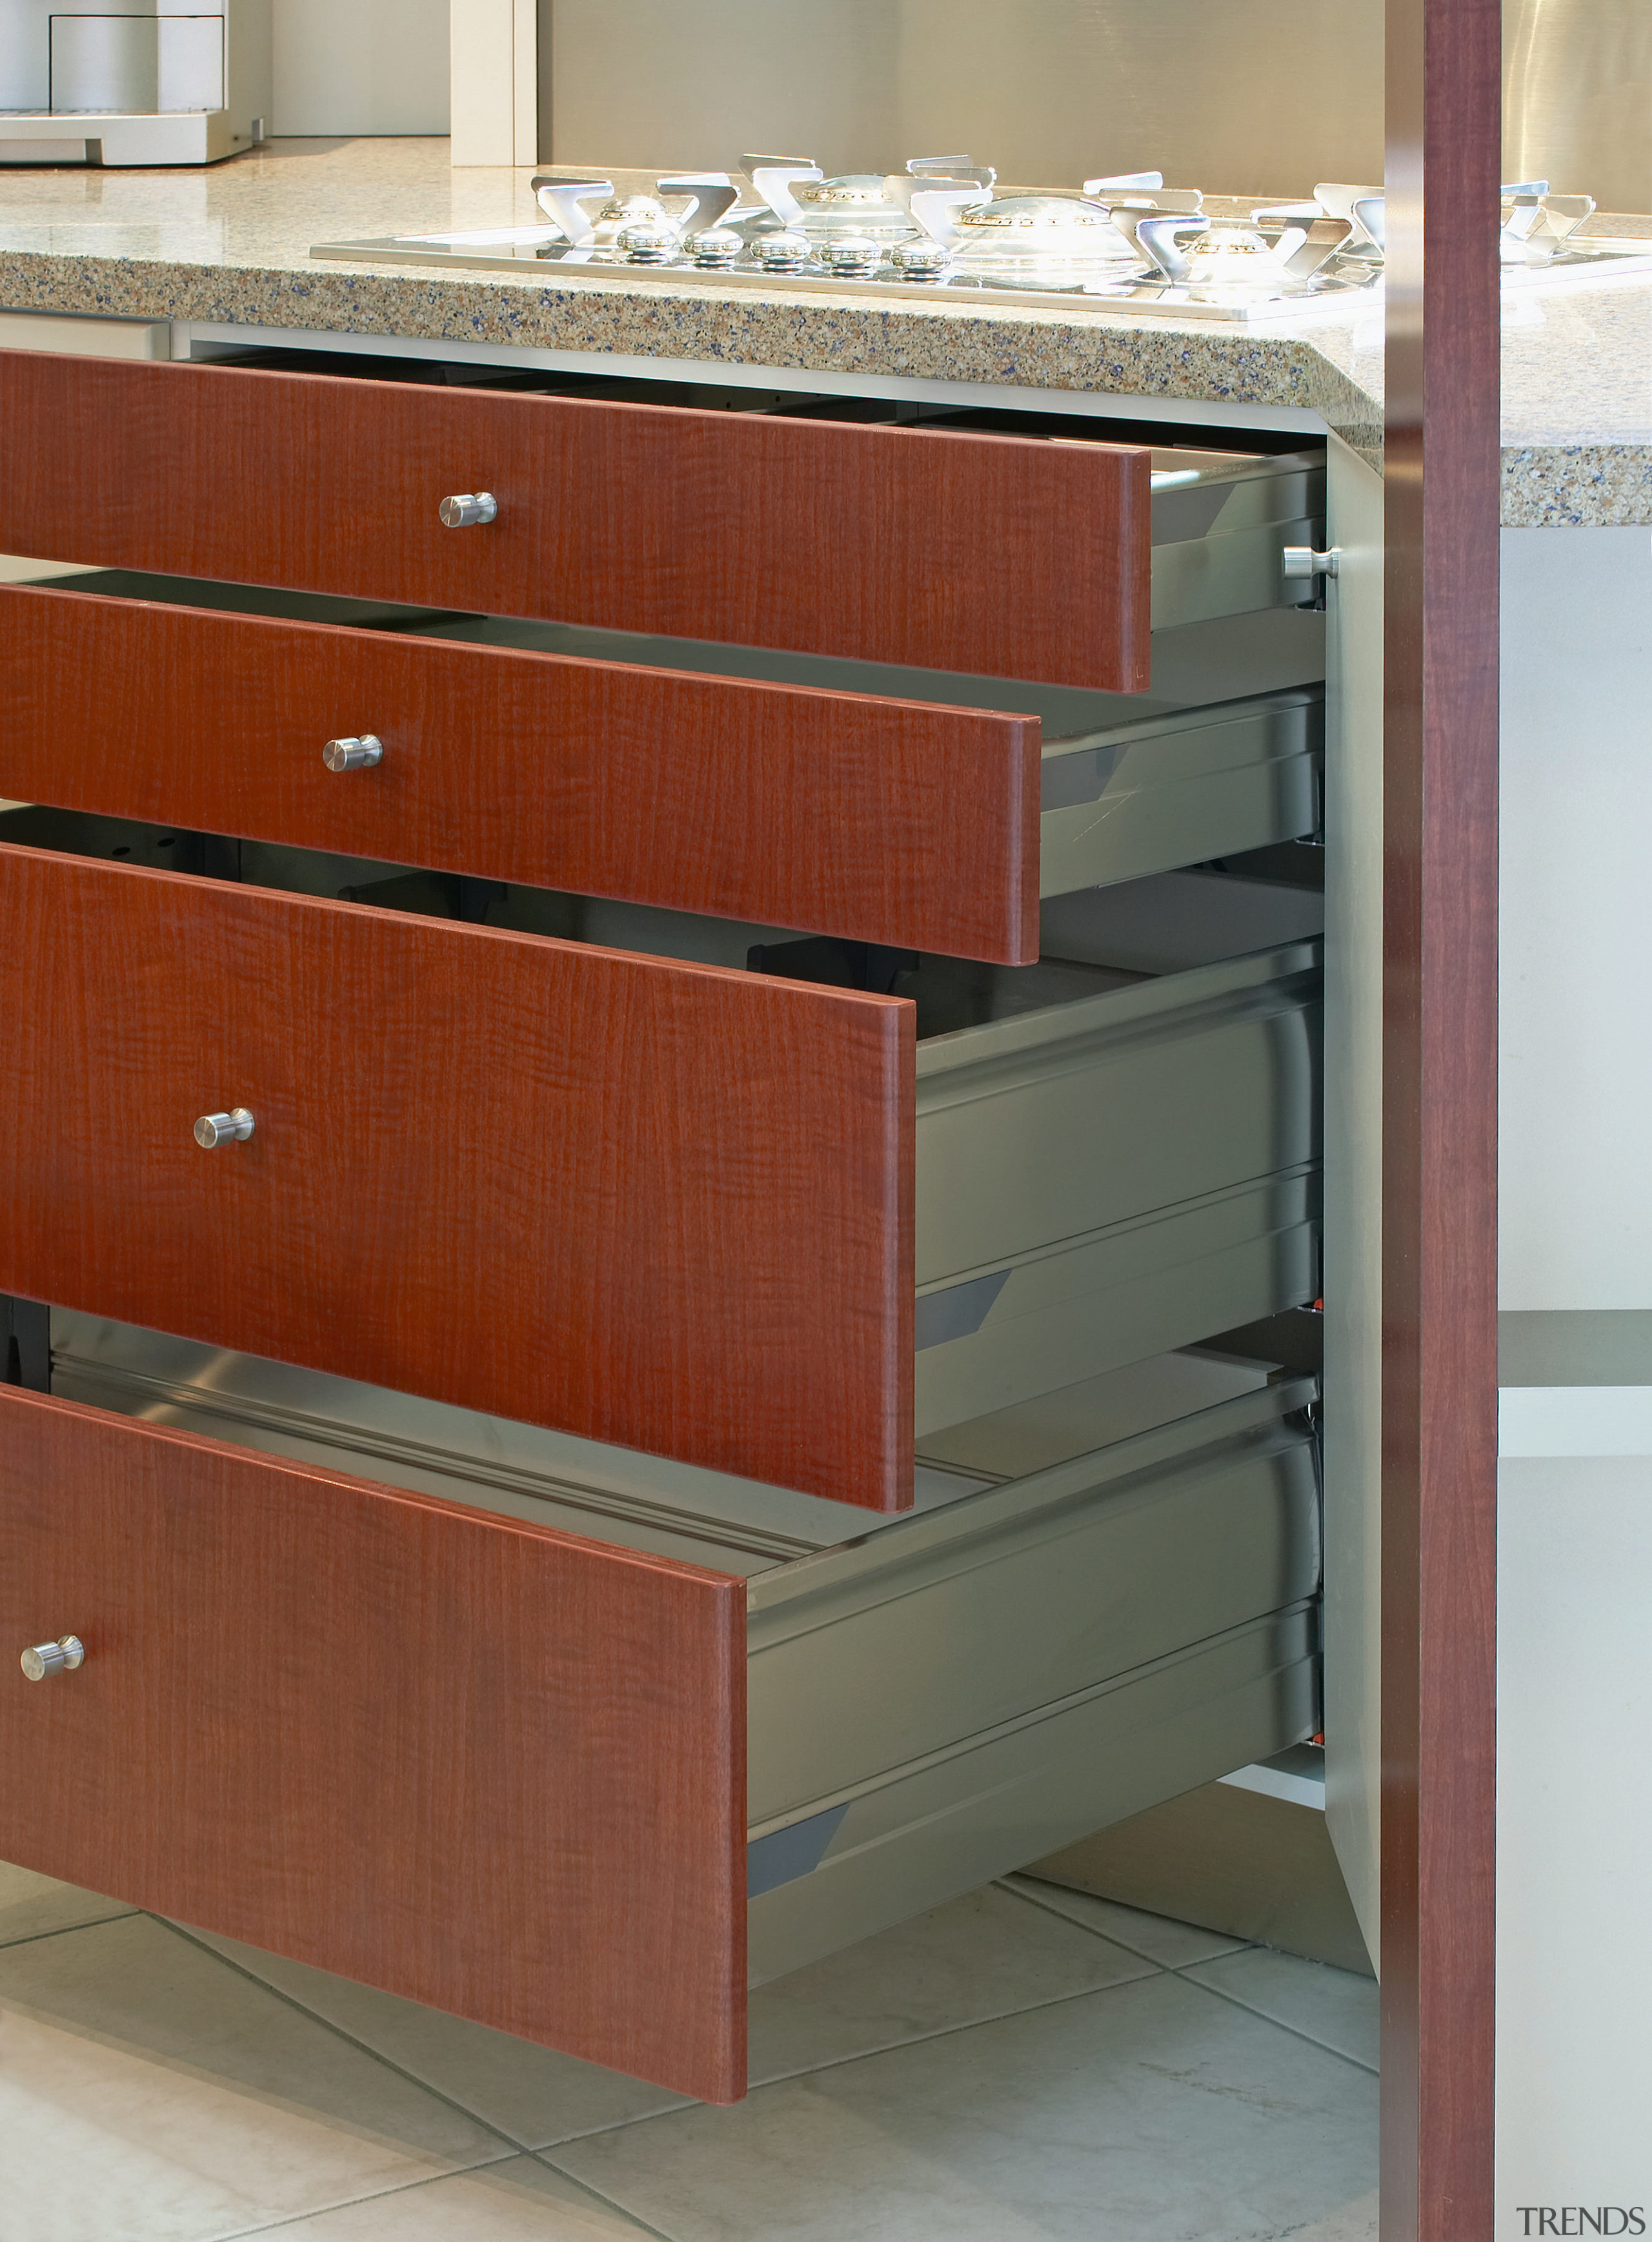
[21,1635,85,1681]
[194,1107,256,1149]
[323,734,384,773]
[892,238,953,281]
[618,220,679,265]
[756,230,812,272]
[1282,545,1341,580]
[438,492,498,528]
[689,227,743,270]
[822,234,880,278]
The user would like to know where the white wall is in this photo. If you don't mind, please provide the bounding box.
[1500,528,1652,1312]
[1498,526,1652,2218]
[271,0,448,135]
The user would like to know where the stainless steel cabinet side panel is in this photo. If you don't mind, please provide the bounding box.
[747,1381,1320,1825]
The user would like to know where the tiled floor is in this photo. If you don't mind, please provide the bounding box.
[0,1859,1377,2241]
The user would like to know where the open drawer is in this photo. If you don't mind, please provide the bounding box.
[0,350,1151,690]
[0,824,1321,1508]
[5,1335,1321,2101]
[0,580,1322,965]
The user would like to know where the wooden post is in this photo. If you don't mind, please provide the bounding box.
[1382,0,1502,2233]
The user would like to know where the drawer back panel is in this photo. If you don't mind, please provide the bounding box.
[0,1384,747,2101]
[0,846,915,1509]
[0,350,1152,691]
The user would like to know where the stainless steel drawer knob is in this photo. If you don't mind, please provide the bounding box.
[323,734,384,773]
[21,1635,85,1681]
[439,492,498,528]
[194,1107,256,1149]
[1282,545,1341,580]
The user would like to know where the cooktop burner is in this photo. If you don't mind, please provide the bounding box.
[311,163,1652,324]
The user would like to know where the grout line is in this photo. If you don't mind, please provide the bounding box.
[203,2152,527,2241]
[748,1972,1163,2091]
[990,1882,1378,2079]
[156,1918,533,2154]
[1166,1964,1380,2076]
[0,1906,141,1955]
[540,1965,1169,2148]
[992,1875,1240,1968]
[530,2152,680,2241]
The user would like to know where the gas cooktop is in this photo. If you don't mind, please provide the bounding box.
[311,163,1652,325]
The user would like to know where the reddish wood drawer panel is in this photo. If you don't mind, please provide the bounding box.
[0,1385,747,2101]
[0,351,1151,692]
[0,847,914,1509]
[0,584,1042,965]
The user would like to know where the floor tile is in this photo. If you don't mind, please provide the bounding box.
[553,1970,1378,2242]
[225,2156,661,2239]
[0,1914,510,2242]
[1000,1873,1253,1967]
[181,1926,689,2150]
[1287,2192,1380,2241]
[0,1855,137,1947]
[747,1883,1158,2084]
[1182,1946,1380,2071]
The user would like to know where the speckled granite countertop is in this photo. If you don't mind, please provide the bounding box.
[0,137,1646,524]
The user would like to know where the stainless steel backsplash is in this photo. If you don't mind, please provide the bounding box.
[539,0,1648,214]
[1503,0,1651,216]
[540,0,1385,197]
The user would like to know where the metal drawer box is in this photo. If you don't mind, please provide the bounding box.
[0,581,1320,966]
[0,825,1320,1507]
[8,1344,1319,2099]
[0,350,1151,691]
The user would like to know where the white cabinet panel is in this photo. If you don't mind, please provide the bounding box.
[1498,1454,1652,2219]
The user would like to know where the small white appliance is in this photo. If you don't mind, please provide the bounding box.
[0,0,270,165]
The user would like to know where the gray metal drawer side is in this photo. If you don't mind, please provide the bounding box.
[746,1377,1320,1979]
[914,941,1324,1286]
[1039,687,1322,898]
[747,1375,1318,1813]
[1151,456,1325,632]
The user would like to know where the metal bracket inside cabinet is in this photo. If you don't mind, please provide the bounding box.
[190,833,243,882]
[747,936,918,993]
[1,1295,50,1391]
[336,870,507,924]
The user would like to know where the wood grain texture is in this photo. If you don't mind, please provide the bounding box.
[1382,0,1502,2230]
[0,1384,747,2101]
[0,352,1152,692]
[0,845,915,1510]
[0,583,1042,965]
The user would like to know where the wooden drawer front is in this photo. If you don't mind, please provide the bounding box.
[0,1385,746,2101]
[0,847,914,1509]
[0,585,1041,965]
[0,352,1151,691]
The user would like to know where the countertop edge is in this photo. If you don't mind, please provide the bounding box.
[0,248,1385,472]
